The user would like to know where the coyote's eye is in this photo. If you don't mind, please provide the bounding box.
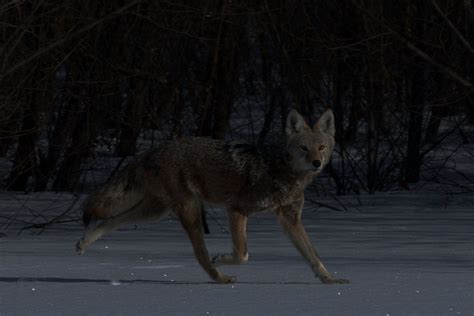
[319,145,326,151]
[300,145,309,152]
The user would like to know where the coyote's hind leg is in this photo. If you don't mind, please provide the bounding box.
[176,199,235,284]
[212,210,249,266]
[76,197,168,255]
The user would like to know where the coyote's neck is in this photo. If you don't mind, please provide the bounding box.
[224,139,314,209]
[271,161,313,192]
[255,144,314,206]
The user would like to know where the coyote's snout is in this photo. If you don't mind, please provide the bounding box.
[76,109,349,284]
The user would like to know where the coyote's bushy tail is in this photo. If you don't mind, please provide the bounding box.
[82,160,146,227]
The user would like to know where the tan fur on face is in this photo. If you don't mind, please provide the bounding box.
[286,109,335,173]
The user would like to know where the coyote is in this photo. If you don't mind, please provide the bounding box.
[76,109,348,284]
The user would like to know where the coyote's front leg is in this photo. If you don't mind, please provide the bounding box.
[212,210,249,266]
[277,199,349,284]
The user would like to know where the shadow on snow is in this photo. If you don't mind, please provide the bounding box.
[0,276,316,285]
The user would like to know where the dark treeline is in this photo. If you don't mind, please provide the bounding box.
[1,0,473,195]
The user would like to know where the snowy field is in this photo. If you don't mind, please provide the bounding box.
[1,192,474,315]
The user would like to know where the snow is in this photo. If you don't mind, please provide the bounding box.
[1,192,474,315]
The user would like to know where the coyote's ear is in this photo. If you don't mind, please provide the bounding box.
[314,109,335,137]
[286,109,310,136]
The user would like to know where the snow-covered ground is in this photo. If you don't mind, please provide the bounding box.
[1,192,473,315]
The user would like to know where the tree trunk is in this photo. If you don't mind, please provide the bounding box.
[7,101,38,191]
[35,91,79,191]
[116,78,145,157]
[52,103,98,191]
[404,1,426,183]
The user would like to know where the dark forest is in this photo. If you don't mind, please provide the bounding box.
[1,1,473,201]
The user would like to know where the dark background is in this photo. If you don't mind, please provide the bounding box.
[1,0,473,197]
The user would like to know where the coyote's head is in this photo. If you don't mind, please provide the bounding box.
[285,109,336,174]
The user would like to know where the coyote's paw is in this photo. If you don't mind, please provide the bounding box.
[211,254,232,266]
[216,274,236,284]
[211,254,223,264]
[212,253,248,266]
[320,276,350,284]
[76,238,86,255]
